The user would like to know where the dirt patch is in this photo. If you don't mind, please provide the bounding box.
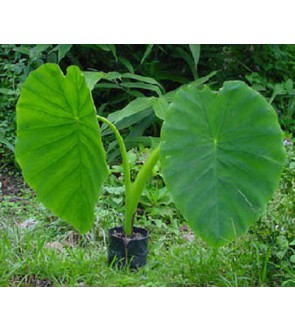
[0,168,28,198]
[12,274,53,287]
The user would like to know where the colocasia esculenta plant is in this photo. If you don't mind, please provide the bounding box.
[16,64,285,248]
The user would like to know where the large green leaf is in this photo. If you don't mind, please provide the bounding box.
[15,64,108,233]
[151,71,218,121]
[160,81,286,247]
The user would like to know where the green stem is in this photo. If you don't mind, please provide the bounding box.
[124,145,160,235]
[97,115,131,203]
[97,115,160,237]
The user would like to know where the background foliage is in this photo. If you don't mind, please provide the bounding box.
[1,44,295,169]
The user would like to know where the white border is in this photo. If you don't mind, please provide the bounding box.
[0,288,294,331]
[1,1,294,43]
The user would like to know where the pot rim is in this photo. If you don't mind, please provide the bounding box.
[108,225,149,240]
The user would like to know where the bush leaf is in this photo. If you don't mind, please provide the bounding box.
[152,96,169,120]
[109,96,154,123]
[16,64,108,233]
[160,81,286,247]
[189,44,201,67]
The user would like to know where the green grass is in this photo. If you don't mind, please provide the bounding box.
[0,144,294,287]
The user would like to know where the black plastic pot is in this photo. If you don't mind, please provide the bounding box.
[107,226,149,269]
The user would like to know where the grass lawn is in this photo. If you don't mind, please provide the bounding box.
[0,144,294,287]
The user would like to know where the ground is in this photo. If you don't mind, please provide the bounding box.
[0,146,294,286]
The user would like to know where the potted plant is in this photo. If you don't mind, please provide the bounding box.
[15,64,286,269]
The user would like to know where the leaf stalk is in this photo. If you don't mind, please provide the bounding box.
[97,115,160,236]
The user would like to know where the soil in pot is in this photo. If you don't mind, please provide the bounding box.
[107,226,149,270]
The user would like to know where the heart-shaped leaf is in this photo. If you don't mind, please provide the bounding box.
[16,64,108,233]
[160,81,285,247]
